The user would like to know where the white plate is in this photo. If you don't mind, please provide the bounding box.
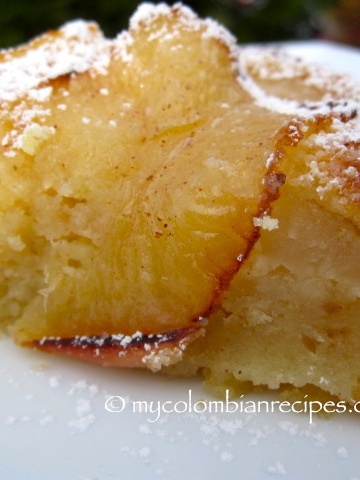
[281,40,360,82]
[1,42,359,480]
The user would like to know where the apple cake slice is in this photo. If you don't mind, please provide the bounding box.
[0,4,288,369]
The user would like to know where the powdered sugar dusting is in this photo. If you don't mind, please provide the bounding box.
[239,46,360,99]
[67,398,96,433]
[337,446,349,459]
[202,17,237,57]
[297,113,360,204]
[238,68,359,117]
[142,344,186,371]
[0,20,110,103]
[130,2,180,30]
[123,2,238,62]
[237,46,360,117]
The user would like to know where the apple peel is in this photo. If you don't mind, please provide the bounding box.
[28,321,206,371]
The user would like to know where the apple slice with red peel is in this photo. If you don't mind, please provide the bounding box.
[29,321,206,371]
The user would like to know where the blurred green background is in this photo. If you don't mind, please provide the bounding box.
[0,0,359,49]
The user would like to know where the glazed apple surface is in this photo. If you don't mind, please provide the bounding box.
[0,4,285,368]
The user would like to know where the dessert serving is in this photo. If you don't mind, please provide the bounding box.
[0,3,359,404]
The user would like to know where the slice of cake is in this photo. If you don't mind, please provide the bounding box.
[0,4,288,369]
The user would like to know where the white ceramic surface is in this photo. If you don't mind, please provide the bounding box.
[1,42,359,480]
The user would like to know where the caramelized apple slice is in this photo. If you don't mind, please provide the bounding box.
[1,5,287,368]
[29,320,206,371]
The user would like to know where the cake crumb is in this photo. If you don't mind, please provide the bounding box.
[253,215,279,231]
[17,124,55,155]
